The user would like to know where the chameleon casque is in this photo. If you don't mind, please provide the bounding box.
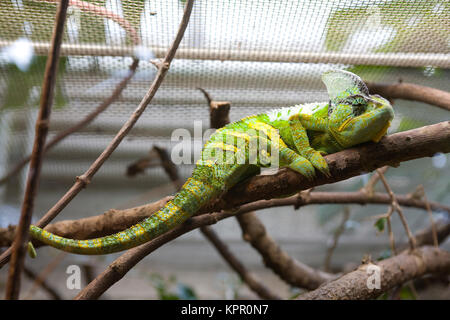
[29,69,394,255]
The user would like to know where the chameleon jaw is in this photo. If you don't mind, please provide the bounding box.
[372,121,391,143]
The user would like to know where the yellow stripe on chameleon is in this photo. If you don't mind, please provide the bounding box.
[78,240,89,248]
[338,117,353,132]
[207,142,238,153]
[196,159,215,167]
[247,121,288,148]
[134,225,146,236]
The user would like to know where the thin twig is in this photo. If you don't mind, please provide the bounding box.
[0,0,194,269]
[4,0,69,300]
[323,207,351,272]
[360,166,389,196]
[201,226,281,300]
[377,169,417,250]
[386,206,397,255]
[23,266,62,300]
[0,0,142,186]
[419,187,439,248]
[23,251,66,300]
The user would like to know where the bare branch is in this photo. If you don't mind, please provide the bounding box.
[377,170,417,250]
[367,81,450,111]
[5,0,69,300]
[297,246,450,300]
[323,207,351,272]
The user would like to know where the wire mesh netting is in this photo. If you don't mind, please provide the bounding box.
[0,0,449,298]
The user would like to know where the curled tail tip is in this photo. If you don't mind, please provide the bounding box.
[27,241,37,258]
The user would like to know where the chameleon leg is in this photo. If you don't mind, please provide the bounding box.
[246,118,315,180]
[279,144,315,181]
[288,115,331,177]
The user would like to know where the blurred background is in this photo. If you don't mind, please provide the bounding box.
[0,0,449,299]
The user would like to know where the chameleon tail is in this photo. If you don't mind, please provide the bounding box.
[29,171,220,255]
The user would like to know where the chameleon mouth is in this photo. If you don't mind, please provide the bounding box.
[372,121,391,143]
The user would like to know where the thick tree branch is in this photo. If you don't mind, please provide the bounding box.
[366,82,450,111]
[297,246,450,300]
[5,0,69,300]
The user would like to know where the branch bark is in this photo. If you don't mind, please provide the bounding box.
[5,0,69,300]
[367,82,450,111]
[297,246,450,300]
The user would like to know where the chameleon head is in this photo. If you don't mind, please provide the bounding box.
[322,69,394,148]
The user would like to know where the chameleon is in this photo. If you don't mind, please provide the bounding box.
[28,69,394,255]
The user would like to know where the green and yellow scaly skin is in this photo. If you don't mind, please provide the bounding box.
[29,69,394,255]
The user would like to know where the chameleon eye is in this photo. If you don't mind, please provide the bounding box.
[352,103,366,116]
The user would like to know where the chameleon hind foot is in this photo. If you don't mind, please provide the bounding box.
[305,151,331,178]
[288,155,316,181]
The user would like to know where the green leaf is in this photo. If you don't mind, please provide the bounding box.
[177,283,198,300]
[397,117,426,132]
[377,249,391,261]
[399,285,416,300]
[374,217,386,232]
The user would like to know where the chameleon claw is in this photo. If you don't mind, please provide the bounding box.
[307,151,331,178]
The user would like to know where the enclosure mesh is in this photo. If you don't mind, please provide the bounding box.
[0,0,448,214]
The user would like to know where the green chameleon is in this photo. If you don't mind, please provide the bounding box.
[29,69,394,255]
